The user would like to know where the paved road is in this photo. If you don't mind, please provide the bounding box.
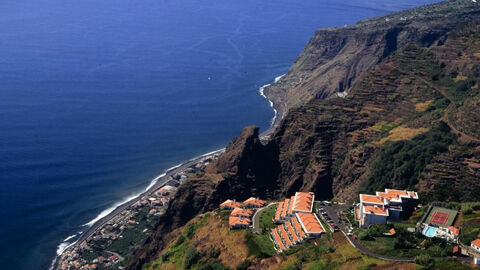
[252,202,277,234]
[319,203,415,262]
[319,203,475,264]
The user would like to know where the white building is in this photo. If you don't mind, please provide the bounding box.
[471,239,480,252]
[357,188,418,228]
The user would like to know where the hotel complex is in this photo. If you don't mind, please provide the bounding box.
[220,197,265,229]
[357,188,419,228]
[271,192,325,252]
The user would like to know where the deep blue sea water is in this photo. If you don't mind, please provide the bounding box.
[0,0,440,269]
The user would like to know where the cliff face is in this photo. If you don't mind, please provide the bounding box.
[126,126,280,269]
[264,0,480,115]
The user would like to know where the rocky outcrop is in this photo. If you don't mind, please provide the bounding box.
[264,0,480,114]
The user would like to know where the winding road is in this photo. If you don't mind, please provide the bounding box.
[252,202,277,234]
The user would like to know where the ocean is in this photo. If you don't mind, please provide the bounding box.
[0,0,439,269]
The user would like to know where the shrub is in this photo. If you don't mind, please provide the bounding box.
[462,207,473,215]
[184,246,201,269]
[208,247,220,258]
[415,254,434,269]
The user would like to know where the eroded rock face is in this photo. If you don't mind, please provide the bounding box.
[264,0,480,114]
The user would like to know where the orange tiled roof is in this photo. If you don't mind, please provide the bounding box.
[231,207,254,217]
[287,196,295,215]
[292,192,314,212]
[220,199,241,209]
[285,222,299,242]
[384,189,417,199]
[278,226,292,246]
[282,199,290,218]
[296,213,324,234]
[275,201,284,221]
[243,197,265,207]
[229,216,251,227]
[360,194,385,205]
[448,226,460,236]
[291,218,306,238]
[471,239,480,248]
[363,205,388,215]
[271,229,285,250]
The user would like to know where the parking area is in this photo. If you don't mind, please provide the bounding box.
[315,201,352,234]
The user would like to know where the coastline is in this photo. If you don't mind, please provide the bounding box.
[259,74,286,138]
[53,74,285,269]
[51,148,225,269]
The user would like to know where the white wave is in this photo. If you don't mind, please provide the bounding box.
[49,238,79,270]
[274,74,285,83]
[56,240,77,256]
[82,148,225,229]
[259,74,285,126]
[82,193,138,227]
[63,234,76,242]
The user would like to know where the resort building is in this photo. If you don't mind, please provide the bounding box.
[221,197,263,230]
[231,207,254,218]
[471,239,480,253]
[242,197,266,208]
[220,199,242,210]
[229,216,251,229]
[274,192,315,223]
[270,191,324,253]
[357,188,418,228]
[296,212,325,238]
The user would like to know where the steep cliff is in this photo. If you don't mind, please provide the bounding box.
[264,0,480,116]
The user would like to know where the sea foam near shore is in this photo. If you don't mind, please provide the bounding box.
[259,74,285,126]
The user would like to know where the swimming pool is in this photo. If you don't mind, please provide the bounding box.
[424,226,438,237]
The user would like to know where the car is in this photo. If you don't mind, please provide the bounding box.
[333,226,340,232]
[331,223,337,227]
[327,220,334,224]
[352,235,358,239]
[347,232,353,236]
[322,201,332,206]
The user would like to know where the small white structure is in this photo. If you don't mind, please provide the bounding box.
[471,239,480,252]
[474,257,480,265]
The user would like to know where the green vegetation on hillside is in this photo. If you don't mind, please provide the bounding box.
[361,122,456,193]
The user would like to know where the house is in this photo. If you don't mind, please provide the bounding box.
[243,197,266,208]
[155,185,177,196]
[229,216,251,229]
[295,212,325,238]
[273,192,314,223]
[447,226,460,242]
[357,188,418,228]
[220,199,241,210]
[231,207,254,218]
[471,239,480,252]
[474,257,480,265]
[292,192,315,213]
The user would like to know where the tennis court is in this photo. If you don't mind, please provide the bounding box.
[424,207,457,227]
